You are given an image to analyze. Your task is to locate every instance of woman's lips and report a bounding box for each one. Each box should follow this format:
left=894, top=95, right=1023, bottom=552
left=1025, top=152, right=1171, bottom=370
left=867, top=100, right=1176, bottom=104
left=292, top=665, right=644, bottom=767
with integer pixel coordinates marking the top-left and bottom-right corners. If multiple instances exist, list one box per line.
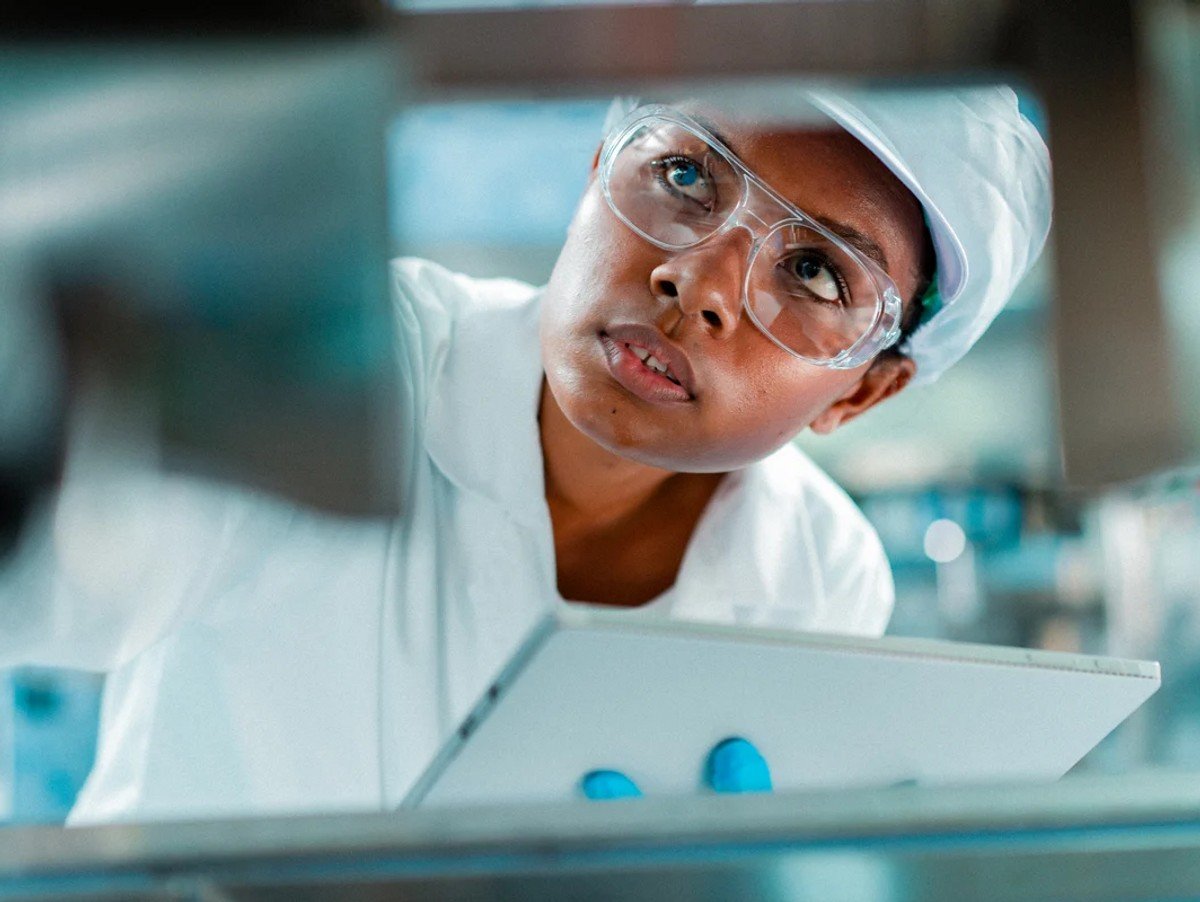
left=604, top=323, right=696, bottom=394
left=599, top=329, right=695, bottom=404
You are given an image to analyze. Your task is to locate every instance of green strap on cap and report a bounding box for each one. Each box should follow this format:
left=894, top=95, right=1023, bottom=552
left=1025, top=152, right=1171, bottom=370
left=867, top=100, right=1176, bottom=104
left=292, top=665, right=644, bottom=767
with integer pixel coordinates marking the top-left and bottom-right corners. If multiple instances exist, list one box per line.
left=918, top=272, right=943, bottom=326
left=916, top=210, right=943, bottom=328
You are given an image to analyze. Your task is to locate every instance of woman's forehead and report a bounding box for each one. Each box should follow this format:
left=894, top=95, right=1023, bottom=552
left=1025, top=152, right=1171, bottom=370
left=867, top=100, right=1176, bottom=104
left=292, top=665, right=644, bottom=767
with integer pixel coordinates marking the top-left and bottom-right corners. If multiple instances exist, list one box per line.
left=681, top=103, right=910, bottom=216
left=671, top=97, right=835, bottom=139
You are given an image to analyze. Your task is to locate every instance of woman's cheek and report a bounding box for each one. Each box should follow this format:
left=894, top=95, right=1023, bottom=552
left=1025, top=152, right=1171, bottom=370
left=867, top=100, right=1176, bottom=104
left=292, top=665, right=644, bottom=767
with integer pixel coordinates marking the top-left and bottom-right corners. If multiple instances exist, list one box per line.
left=710, top=376, right=829, bottom=455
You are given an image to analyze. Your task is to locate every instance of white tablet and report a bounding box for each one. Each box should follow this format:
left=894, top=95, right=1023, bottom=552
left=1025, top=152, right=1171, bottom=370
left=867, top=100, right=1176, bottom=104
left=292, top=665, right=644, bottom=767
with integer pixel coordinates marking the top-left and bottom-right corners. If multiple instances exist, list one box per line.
left=402, top=605, right=1160, bottom=809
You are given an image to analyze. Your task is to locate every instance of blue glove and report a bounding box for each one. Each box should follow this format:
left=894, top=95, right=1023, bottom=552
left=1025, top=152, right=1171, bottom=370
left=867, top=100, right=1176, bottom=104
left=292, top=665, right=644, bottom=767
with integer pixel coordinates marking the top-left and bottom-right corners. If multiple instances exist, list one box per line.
left=580, top=736, right=772, bottom=800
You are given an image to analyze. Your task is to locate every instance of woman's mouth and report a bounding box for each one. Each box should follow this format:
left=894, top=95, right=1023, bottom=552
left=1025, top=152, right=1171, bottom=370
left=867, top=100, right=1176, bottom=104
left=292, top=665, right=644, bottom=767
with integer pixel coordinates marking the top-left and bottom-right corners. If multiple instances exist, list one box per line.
left=624, top=342, right=683, bottom=386
left=599, top=328, right=695, bottom=404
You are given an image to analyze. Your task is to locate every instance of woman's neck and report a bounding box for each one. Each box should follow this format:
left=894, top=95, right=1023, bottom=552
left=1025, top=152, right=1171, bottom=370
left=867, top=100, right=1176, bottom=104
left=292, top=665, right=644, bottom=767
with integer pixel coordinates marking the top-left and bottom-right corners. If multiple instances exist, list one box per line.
left=538, top=379, right=728, bottom=605
left=537, top=380, right=675, bottom=530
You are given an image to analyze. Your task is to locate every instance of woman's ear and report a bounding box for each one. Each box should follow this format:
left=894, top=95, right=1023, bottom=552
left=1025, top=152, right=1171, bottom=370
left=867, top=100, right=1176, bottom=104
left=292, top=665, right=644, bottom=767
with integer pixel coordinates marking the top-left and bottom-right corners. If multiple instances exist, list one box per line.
left=808, top=354, right=917, bottom=435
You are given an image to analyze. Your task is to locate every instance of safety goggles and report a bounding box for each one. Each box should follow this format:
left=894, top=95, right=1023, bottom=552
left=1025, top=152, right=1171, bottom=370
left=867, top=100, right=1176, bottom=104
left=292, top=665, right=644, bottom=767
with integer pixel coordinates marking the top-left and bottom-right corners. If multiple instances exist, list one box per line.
left=598, top=105, right=904, bottom=368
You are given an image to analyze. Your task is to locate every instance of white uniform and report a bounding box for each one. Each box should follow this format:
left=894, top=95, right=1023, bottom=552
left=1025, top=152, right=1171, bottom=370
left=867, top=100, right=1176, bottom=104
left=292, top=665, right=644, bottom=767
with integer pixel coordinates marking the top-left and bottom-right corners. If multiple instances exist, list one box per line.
left=0, top=258, right=894, bottom=825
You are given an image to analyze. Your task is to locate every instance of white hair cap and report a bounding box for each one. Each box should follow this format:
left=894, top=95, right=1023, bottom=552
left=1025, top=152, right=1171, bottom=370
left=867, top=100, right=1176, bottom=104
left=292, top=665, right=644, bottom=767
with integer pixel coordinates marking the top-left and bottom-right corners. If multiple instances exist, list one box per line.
left=806, top=86, right=1052, bottom=385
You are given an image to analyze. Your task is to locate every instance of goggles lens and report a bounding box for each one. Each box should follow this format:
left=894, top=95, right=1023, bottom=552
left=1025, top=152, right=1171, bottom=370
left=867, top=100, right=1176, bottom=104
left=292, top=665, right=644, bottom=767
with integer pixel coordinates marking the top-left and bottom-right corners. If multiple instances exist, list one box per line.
left=747, top=222, right=882, bottom=361
left=603, top=114, right=891, bottom=364
left=606, top=120, right=743, bottom=248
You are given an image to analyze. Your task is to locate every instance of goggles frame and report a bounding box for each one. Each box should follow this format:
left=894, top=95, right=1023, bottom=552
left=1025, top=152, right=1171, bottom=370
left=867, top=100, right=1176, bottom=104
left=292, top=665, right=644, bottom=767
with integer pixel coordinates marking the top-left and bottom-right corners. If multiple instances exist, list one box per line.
left=598, top=104, right=904, bottom=369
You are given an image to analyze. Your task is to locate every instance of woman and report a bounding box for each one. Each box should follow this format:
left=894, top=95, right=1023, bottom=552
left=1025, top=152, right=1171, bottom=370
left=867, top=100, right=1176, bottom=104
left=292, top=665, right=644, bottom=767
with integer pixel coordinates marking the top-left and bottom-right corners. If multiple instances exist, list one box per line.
left=0, top=86, right=1050, bottom=823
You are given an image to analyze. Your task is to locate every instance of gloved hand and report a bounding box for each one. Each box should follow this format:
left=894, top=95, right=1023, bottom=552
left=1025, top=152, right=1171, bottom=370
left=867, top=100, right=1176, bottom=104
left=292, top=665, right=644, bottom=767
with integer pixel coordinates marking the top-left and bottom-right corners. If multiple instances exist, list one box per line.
left=580, top=736, right=772, bottom=800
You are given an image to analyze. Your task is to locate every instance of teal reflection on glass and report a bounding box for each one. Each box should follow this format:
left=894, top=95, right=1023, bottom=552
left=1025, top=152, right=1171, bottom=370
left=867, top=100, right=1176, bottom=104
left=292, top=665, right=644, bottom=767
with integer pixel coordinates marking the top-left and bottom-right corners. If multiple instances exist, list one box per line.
left=1, top=669, right=101, bottom=824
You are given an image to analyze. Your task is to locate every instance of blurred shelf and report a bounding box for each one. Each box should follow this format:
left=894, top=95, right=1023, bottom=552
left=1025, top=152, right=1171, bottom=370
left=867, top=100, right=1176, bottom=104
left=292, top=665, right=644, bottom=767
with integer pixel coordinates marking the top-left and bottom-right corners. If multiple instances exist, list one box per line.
left=5, top=773, right=1200, bottom=900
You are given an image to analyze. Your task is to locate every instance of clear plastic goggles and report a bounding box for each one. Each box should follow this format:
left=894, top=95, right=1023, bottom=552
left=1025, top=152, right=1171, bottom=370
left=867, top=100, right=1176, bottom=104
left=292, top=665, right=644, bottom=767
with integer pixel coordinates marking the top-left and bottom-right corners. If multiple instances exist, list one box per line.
left=598, top=105, right=904, bottom=369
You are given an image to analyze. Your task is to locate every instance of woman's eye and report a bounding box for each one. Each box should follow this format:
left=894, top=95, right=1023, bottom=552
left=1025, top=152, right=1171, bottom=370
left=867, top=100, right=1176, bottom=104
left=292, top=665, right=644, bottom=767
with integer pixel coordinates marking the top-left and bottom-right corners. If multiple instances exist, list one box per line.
left=668, top=160, right=700, bottom=187
left=652, top=156, right=714, bottom=207
left=789, top=254, right=844, bottom=303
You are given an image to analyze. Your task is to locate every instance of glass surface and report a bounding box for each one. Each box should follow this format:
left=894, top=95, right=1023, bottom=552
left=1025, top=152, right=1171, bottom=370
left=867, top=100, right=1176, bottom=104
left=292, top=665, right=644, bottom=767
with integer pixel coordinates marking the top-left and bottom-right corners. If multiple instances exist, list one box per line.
left=0, top=64, right=1193, bottom=849
left=1148, top=1, right=1200, bottom=464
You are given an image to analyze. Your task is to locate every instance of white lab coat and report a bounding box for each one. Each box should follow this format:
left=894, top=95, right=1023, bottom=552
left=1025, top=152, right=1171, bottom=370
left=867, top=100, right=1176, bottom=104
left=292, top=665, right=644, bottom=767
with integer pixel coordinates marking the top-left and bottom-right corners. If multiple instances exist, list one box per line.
left=0, top=258, right=894, bottom=825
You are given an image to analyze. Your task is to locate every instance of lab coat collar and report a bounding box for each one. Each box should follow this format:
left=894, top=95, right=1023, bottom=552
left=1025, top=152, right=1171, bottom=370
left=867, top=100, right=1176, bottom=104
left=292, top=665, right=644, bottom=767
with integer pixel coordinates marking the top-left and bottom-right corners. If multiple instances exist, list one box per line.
left=422, top=283, right=549, bottom=529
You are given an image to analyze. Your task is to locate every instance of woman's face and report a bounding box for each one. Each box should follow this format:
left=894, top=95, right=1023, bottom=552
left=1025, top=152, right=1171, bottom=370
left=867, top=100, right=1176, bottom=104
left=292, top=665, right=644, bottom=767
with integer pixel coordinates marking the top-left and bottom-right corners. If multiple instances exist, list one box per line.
left=539, top=108, right=927, bottom=473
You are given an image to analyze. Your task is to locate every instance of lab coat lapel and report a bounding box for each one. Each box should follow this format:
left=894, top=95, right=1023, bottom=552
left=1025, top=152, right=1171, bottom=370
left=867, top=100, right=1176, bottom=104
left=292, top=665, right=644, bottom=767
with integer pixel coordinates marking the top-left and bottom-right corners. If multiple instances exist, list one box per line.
left=422, top=286, right=548, bottom=529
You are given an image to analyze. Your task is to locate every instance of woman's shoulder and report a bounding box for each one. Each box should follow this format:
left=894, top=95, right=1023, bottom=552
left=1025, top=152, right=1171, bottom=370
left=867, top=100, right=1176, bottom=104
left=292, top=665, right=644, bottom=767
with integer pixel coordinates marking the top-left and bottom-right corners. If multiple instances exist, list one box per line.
left=387, top=257, right=543, bottom=414
left=389, top=257, right=540, bottom=323
left=746, top=443, right=894, bottom=634
left=752, top=443, right=875, bottom=537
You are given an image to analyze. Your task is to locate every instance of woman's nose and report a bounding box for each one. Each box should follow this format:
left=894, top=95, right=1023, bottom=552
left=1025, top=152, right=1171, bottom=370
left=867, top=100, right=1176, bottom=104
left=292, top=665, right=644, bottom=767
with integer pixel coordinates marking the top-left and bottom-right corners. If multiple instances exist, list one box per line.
left=649, top=229, right=750, bottom=338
